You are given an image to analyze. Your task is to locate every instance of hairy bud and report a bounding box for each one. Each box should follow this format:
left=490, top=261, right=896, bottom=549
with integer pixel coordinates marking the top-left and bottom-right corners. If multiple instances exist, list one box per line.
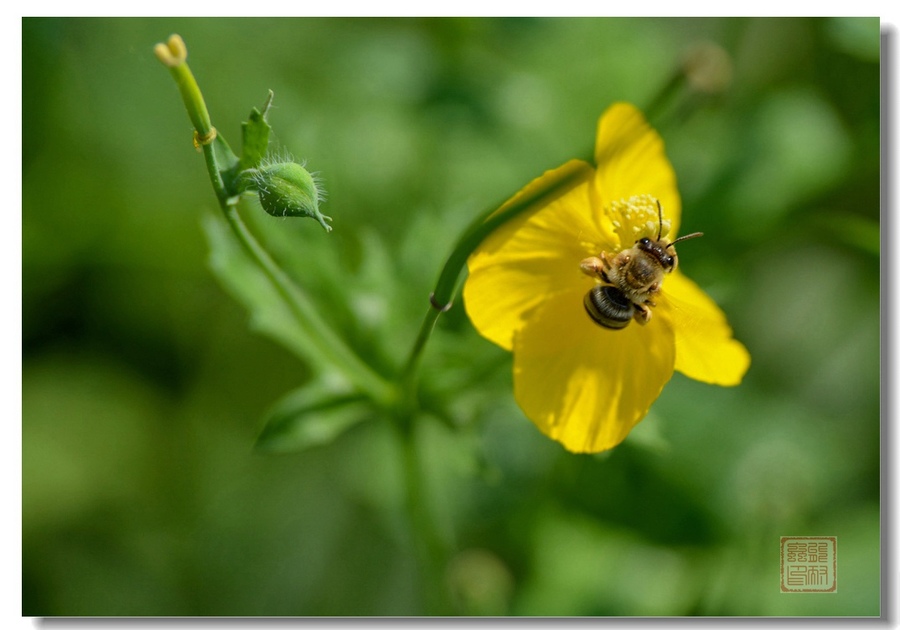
left=250, top=161, right=332, bottom=232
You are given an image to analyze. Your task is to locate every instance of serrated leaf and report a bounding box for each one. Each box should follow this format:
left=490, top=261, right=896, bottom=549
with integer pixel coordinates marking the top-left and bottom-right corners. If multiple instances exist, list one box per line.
left=202, top=212, right=337, bottom=373
left=255, top=383, right=371, bottom=453
left=239, top=90, right=274, bottom=172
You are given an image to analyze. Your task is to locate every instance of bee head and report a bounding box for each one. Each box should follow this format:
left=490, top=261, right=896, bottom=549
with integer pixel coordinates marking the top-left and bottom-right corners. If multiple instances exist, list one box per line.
left=637, top=237, right=677, bottom=270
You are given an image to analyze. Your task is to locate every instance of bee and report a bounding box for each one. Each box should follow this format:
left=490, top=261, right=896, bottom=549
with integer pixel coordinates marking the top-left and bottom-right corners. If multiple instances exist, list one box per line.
left=580, top=201, right=703, bottom=330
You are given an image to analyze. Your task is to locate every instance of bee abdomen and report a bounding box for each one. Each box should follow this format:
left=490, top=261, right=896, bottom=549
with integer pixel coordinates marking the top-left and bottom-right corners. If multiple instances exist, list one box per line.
left=584, top=285, right=635, bottom=330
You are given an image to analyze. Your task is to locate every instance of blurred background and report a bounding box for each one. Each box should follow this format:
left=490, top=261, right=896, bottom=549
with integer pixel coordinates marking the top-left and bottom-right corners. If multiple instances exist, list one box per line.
left=22, top=17, right=880, bottom=616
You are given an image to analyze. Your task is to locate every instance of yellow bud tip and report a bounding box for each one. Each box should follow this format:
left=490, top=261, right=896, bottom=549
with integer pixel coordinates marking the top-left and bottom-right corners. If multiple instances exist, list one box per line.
left=154, top=34, right=187, bottom=68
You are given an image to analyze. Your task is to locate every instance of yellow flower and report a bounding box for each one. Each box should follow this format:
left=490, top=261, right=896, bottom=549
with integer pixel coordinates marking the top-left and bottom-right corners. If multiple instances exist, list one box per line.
left=463, top=103, right=750, bottom=454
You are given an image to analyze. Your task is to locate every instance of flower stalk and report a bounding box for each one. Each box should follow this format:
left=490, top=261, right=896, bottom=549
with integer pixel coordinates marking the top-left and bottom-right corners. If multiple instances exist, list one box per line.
left=400, top=160, right=594, bottom=387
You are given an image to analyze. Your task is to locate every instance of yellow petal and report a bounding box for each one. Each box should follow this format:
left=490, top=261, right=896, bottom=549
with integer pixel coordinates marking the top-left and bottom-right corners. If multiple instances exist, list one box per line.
left=464, top=160, right=605, bottom=351
left=512, top=288, right=676, bottom=453
left=660, top=271, right=751, bottom=385
left=594, top=103, right=682, bottom=242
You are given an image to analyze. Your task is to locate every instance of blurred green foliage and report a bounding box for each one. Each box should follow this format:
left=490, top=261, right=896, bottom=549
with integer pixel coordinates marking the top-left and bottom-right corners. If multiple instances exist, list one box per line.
left=23, top=17, right=880, bottom=616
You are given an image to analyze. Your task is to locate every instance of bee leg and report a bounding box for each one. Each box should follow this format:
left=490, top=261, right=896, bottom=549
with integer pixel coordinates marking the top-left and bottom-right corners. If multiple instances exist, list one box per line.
left=599, top=252, right=616, bottom=283
left=579, top=256, right=604, bottom=279
left=634, top=303, right=653, bottom=325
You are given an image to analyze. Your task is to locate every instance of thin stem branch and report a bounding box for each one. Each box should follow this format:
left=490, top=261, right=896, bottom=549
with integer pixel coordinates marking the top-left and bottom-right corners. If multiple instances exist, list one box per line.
left=220, top=202, right=396, bottom=405
left=400, top=159, right=594, bottom=389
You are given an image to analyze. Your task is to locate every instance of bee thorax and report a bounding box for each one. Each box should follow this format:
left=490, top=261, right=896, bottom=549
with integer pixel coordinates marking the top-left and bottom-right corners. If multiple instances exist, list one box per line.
left=601, top=250, right=664, bottom=304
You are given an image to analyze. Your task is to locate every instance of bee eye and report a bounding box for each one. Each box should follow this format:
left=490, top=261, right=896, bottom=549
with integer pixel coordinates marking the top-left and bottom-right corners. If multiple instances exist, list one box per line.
left=639, top=238, right=650, bottom=246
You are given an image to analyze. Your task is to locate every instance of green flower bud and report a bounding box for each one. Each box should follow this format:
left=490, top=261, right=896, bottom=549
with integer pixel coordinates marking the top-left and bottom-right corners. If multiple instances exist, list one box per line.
left=251, top=161, right=332, bottom=232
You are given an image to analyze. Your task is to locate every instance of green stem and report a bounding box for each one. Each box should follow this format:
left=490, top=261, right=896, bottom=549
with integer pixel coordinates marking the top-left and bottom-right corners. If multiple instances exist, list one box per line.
left=220, top=201, right=395, bottom=404
left=643, top=68, right=688, bottom=127
left=169, top=63, right=212, bottom=137
left=201, top=137, right=230, bottom=203
left=396, top=414, right=449, bottom=614
left=400, top=159, right=594, bottom=388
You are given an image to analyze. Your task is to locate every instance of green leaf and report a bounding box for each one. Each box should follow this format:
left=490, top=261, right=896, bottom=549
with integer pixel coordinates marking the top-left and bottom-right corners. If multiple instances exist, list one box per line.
left=213, top=133, right=242, bottom=195
left=255, top=382, right=372, bottom=453
left=239, top=90, right=274, bottom=172
left=202, top=212, right=333, bottom=369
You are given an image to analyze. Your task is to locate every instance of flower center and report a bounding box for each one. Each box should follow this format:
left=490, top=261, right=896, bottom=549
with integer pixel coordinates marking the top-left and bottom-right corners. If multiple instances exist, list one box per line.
left=606, top=194, right=670, bottom=247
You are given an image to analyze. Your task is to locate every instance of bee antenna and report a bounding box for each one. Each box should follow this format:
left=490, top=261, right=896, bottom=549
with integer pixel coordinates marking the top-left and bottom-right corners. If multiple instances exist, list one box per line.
left=667, top=232, right=704, bottom=248
left=656, top=199, right=664, bottom=241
